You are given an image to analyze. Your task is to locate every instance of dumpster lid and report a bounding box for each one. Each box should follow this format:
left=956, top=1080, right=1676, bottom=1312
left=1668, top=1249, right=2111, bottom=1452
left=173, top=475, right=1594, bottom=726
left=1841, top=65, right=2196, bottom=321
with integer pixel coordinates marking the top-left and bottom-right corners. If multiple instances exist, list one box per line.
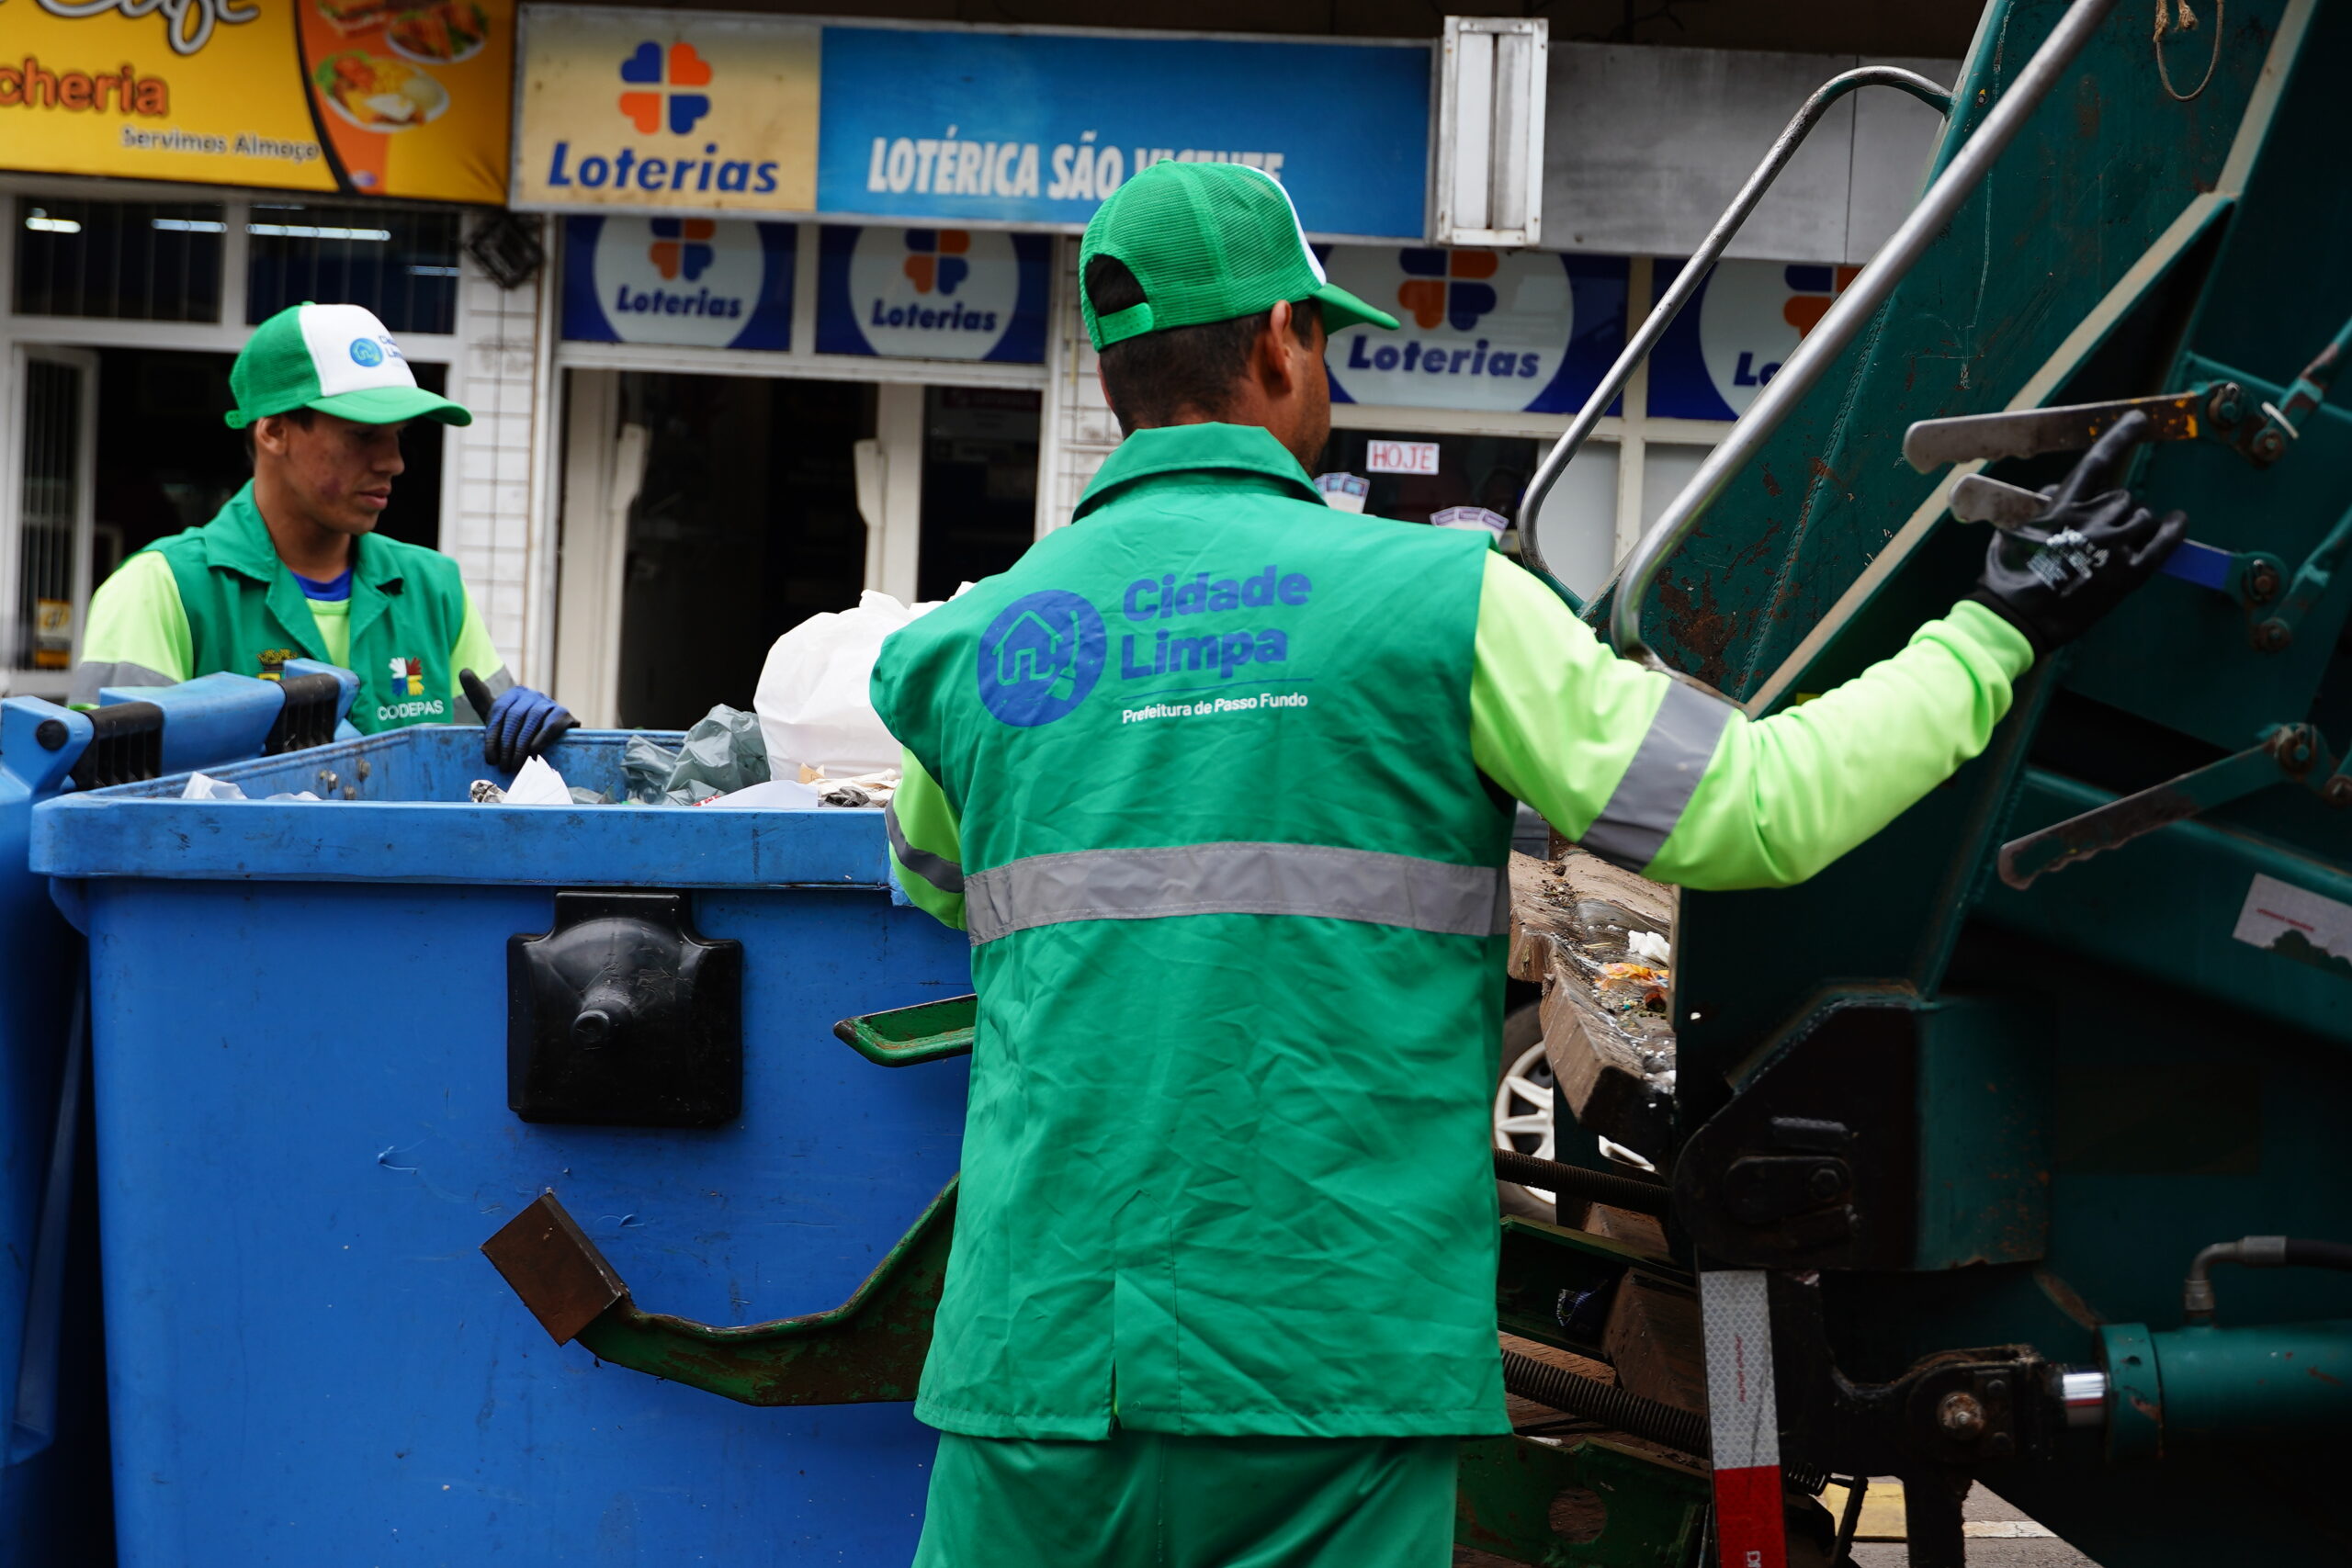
left=30, top=727, right=891, bottom=889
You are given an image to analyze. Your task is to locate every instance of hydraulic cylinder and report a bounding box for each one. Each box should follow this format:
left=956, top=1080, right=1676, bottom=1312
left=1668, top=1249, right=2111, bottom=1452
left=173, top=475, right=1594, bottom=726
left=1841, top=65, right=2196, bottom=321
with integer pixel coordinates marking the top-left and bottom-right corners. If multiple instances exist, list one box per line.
left=2097, top=1319, right=2352, bottom=1462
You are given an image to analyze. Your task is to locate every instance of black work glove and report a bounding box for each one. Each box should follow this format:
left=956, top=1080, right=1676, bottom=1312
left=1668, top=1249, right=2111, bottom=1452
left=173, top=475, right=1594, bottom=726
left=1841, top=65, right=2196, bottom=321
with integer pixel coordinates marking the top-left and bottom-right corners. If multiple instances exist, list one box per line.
left=1967, top=410, right=2188, bottom=657
left=460, top=668, right=578, bottom=773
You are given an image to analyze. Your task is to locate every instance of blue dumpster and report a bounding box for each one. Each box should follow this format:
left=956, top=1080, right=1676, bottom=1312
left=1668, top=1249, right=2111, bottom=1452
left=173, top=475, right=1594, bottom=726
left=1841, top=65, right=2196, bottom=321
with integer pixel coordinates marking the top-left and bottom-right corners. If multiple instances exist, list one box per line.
left=30, top=721, right=971, bottom=1565
left=0, top=715, right=95, bottom=1566
left=4, top=666, right=359, bottom=1566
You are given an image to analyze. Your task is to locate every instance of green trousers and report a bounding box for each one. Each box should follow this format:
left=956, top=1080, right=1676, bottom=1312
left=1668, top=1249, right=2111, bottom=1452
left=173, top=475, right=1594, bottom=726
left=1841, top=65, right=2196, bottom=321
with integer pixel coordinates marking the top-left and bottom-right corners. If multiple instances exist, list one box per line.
left=911, top=1429, right=1458, bottom=1568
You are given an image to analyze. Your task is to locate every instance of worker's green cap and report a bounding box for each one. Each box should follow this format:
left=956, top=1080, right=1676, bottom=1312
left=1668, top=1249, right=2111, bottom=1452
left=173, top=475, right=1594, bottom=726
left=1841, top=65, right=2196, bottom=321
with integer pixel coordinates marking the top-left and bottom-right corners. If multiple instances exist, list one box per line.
left=225, top=302, right=471, bottom=430
left=1078, top=161, right=1399, bottom=351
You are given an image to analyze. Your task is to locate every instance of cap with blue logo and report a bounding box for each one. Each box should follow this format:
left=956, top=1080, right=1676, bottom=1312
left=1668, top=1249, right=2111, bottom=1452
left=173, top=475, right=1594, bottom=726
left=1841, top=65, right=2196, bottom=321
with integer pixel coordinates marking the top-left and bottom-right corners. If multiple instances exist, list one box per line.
left=1079, top=161, right=1399, bottom=351
left=225, top=302, right=472, bottom=430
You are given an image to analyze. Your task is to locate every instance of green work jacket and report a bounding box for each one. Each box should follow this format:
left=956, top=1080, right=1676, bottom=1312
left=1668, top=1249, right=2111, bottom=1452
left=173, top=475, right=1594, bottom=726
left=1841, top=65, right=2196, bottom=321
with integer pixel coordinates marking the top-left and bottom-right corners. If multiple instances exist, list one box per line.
left=73, top=482, right=504, bottom=729
left=875, top=423, right=2035, bottom=1442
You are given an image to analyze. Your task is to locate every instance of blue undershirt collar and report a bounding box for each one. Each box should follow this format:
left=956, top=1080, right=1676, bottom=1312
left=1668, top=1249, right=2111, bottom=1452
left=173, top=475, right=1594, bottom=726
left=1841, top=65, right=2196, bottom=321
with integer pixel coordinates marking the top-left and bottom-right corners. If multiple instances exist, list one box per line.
left=291, top=566, right=353, bottom=602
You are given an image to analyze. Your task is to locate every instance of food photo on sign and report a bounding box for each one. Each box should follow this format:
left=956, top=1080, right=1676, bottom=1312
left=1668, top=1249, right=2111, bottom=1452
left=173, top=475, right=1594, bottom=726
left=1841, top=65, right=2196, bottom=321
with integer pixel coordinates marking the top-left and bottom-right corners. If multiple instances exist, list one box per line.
left=298, top=0, right=514, bottom=197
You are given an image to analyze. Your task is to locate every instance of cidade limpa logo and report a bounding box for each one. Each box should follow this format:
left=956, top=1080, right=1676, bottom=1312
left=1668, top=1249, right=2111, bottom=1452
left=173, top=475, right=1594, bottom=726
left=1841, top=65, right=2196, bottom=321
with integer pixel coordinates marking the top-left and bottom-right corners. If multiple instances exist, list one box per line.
left=617, top=40, right=712, bottom=136
left=978, top=590, right=1106, bottom=727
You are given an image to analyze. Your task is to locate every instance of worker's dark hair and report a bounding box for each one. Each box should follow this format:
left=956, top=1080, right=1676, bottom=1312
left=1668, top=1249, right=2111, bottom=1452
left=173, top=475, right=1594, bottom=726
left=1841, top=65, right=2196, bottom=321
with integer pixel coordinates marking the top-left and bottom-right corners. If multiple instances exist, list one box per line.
left=243, top=405, right=315, bottom=467
left=1086, top=254, right=1321, bottom=435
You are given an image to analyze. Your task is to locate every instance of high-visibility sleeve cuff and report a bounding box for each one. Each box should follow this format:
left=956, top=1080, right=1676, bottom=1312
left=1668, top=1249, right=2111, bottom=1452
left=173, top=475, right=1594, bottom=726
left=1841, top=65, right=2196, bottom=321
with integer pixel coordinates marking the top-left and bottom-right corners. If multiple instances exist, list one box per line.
left=1939, top=599, right=2039, bottom=681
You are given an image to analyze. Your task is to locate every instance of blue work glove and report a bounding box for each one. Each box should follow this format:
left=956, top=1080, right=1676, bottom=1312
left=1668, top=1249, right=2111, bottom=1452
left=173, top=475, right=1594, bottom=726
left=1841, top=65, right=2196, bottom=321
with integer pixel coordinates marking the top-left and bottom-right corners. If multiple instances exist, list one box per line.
left=460, top=668, right=577, bottom=773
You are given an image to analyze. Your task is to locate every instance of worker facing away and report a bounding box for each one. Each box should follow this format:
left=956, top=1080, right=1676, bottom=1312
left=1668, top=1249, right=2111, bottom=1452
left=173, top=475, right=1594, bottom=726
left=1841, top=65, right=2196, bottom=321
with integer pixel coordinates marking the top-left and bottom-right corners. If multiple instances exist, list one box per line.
left=74, top=302, right=573, bottom=771
left=873, top=161, right=2181, bottom=1567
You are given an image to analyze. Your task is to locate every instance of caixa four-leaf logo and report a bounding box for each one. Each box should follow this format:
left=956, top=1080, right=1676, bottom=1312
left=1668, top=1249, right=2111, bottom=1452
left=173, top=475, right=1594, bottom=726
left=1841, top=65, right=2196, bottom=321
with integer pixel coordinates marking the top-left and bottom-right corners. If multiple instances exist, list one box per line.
left=617, top=40, right=712, bottom=135
left=977, top=591, right=1105, bottom=727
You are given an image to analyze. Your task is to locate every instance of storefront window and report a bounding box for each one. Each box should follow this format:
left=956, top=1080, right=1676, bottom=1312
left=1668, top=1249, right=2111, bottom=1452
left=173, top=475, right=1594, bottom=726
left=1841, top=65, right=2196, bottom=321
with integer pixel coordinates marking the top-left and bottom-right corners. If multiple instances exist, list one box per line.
left=13, top=356, right=87, bottom=671
left=84, top=350, right=449, bottom=585
left=1317, top=428, right=1619, bottom=602
left=12, top=198, right=225, bottom=322
left=919, top=388, right=1040, bottom=602
left=245, top=204, right=465, bottom=335
left=612, top=371, right=876, bottom=728
left=1640, top=444, right=1713, bottom=534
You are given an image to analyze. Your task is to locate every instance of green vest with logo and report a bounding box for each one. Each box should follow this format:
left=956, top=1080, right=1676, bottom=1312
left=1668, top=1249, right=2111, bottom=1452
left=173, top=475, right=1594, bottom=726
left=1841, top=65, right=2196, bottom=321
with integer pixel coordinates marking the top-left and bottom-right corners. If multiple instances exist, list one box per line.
left=150, top=483, right=470, bottom=734
left=872, top=423, right=1516, bottom=1439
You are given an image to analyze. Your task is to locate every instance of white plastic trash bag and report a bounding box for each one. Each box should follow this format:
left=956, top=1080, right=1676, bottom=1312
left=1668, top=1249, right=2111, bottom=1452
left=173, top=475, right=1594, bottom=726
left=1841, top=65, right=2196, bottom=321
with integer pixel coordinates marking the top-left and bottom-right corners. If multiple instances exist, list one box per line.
left=755, top=590, right=949, bottom=778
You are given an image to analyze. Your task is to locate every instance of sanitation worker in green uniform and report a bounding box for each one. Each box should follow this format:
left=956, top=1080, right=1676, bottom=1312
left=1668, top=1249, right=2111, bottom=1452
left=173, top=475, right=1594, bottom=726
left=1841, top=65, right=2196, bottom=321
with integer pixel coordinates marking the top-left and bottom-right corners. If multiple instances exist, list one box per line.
left=74, top=301, right=573, bottom=770
left=873, top=161, right=2181, bottom=1566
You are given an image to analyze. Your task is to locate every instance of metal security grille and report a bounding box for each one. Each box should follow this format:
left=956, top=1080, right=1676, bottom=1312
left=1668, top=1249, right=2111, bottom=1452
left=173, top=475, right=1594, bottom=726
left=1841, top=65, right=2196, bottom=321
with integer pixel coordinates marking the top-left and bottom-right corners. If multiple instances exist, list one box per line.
left=244, top=204, right=461, bottom=334
left=15, top=358, right=88, bottom=671
left=13, top=199, right=226, bottom=321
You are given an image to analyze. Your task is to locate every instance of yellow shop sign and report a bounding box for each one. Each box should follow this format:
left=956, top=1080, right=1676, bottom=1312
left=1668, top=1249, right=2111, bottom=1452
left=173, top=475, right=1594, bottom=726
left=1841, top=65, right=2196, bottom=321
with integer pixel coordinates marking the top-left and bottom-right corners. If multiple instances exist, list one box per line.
left=0, top=0, right=514, bottom=202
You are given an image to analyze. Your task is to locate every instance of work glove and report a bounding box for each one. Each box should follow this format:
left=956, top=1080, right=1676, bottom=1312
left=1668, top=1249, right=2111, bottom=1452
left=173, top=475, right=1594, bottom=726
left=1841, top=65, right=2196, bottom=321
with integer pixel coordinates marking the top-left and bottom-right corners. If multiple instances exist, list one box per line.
left=460, top=668, right=577, bottom=773
left=1967, top=410, right=2188, bottom=656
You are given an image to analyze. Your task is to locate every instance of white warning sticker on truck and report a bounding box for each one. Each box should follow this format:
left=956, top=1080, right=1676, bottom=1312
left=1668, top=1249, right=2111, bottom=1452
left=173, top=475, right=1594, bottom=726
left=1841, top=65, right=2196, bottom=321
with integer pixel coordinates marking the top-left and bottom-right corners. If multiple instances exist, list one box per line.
left=2233, top=874, right=2352, bottom=978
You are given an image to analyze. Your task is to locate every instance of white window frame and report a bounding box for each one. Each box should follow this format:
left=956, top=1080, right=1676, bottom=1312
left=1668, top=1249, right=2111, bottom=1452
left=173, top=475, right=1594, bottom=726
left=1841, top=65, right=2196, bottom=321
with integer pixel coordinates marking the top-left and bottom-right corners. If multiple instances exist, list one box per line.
left=0, top=177, right=469, bottom=695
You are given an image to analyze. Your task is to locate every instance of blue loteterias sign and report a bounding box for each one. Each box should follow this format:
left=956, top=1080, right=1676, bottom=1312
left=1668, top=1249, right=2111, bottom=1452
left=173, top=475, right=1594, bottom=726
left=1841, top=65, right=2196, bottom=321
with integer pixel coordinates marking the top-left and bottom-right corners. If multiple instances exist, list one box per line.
left=814, top=27, right=1432, bottom=241
left=561, top=215, right=796, bottom=349
left=815, top=226, right=1050, bottom=364
left=1321, top=246, right=1626, bottom=416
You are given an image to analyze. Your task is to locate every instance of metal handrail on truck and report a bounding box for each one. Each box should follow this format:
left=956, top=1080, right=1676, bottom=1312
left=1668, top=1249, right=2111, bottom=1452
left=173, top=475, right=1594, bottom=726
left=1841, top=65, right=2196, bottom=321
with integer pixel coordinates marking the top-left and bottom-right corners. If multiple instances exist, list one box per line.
left=1518, top=0, right=2120, bottom=682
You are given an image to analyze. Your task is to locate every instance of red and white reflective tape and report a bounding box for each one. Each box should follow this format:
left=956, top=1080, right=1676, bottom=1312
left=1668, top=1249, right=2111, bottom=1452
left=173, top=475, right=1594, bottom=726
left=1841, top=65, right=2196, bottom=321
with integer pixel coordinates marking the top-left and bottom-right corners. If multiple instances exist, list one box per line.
left=1700, top=1269, right=1786, bottom=1568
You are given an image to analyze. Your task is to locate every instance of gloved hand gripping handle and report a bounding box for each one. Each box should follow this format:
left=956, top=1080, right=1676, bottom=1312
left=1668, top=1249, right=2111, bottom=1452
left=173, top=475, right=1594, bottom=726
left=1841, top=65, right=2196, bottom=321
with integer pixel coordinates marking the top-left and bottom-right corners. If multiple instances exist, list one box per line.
left=460, top=668, right=578, bottom=773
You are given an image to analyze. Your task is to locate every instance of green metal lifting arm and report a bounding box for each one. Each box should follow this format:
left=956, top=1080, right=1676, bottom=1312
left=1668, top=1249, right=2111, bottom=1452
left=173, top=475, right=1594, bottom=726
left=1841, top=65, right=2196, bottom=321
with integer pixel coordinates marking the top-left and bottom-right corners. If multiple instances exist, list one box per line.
left=481, top=1178, right=957, bottom=1406
left=475, top=998, right=978, bottom=1404
left=1998, top=723, right=2352, bottom=890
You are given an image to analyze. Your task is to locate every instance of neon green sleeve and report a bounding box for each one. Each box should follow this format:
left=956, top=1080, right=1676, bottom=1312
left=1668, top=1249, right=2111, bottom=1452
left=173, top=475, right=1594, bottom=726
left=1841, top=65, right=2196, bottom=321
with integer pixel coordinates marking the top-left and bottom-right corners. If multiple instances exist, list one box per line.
left=885, top=748, right=967, bottom=930
left=1469, top=552, right=2035, bottom=891
left=71, top=551, right=192, bottom=707
left=449, top=592, right=505, bottom=704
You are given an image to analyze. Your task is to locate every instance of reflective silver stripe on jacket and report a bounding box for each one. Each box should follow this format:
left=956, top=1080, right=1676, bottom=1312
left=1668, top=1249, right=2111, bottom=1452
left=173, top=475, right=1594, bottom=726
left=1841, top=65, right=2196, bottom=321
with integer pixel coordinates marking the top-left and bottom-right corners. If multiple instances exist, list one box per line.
left=885, top=800, right=965, bottom=895
left=1578, top=677, right=1736, bottom=872
left=964, top=840, right=1505, bottom=946
left=69, top=660, right=174, bottom=708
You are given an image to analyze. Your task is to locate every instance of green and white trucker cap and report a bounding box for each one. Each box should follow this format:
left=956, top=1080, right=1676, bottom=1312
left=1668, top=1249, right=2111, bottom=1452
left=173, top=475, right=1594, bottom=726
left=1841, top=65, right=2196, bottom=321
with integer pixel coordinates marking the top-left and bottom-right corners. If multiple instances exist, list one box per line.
left=225, top=302, right=471, bottom=430
left=1078, top=161, right=1399, bottom=351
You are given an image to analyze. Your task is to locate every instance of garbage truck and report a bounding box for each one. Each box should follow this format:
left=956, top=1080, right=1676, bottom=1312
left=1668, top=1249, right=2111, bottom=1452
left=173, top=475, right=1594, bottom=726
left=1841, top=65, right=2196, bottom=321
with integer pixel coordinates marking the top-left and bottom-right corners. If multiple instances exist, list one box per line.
left=476, top=0, right=2352, bottom=1562
left=12, top=0, right=2346, bottom=1562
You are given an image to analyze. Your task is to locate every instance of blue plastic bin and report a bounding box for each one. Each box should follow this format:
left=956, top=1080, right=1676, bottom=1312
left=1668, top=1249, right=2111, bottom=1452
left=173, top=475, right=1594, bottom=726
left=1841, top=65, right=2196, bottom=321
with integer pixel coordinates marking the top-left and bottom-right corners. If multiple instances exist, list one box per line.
left=4, top=665, right=361, bottom=1566
left=30, top=723, right=971, bottom=1565
left=0, top=726, right=96, bottom=1565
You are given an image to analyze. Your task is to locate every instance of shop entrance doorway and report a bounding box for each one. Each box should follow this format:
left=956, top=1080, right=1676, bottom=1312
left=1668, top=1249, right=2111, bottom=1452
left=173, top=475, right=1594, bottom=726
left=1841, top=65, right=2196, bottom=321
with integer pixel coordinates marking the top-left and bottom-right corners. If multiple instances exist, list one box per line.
left=917, top=387, right=1038, bottom=603
left=556, top=370, right=1046, bottom=734
left=606, top=372, right=876, bottom=730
